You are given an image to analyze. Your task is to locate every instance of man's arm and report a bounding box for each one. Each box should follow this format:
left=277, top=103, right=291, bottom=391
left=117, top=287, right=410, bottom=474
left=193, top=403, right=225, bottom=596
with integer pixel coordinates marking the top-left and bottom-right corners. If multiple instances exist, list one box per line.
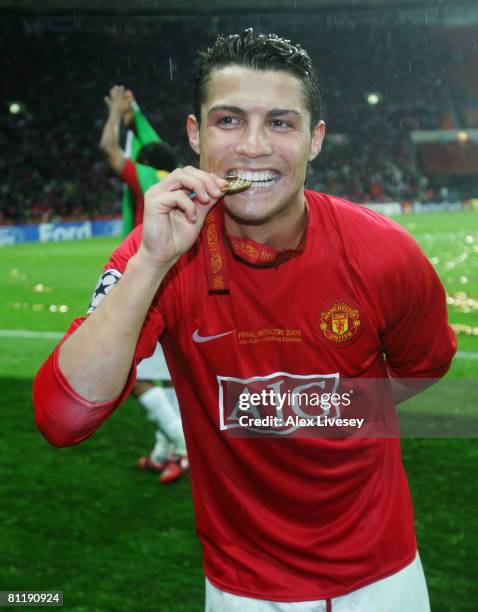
left=34, top=167, right=227, bottom=445
left=99, top=85, right=130, bottom=175
left=376, top=225, right=457, bottom=403
left=59, top=252, right=167, bottom=402
left=59, top=167, right=226, bottom=401
left=388, top=375, right=436, bottom=404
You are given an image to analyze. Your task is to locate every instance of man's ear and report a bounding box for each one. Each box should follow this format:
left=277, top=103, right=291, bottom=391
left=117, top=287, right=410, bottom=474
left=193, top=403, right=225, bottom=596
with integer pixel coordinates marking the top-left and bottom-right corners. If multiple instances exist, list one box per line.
left=309, top=120, right=326, bottom=162
left=187, top=114, right=201, bottom=155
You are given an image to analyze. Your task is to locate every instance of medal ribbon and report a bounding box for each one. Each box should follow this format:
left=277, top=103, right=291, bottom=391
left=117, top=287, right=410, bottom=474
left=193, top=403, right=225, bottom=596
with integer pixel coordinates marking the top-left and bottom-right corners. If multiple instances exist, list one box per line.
left=203, top=201, right=307, bottom=293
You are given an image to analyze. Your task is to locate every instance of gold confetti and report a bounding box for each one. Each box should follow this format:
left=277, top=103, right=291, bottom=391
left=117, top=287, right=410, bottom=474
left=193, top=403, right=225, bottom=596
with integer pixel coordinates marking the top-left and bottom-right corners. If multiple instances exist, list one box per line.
left=451, top=323, right=478, bottom=336
left=446, top=292, right=478, bottom=312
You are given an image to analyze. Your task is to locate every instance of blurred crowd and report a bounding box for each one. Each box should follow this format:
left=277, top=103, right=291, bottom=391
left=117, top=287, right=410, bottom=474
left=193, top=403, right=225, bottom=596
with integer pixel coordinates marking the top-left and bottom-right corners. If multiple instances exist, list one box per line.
left=1, top=16, right=477, bottom=224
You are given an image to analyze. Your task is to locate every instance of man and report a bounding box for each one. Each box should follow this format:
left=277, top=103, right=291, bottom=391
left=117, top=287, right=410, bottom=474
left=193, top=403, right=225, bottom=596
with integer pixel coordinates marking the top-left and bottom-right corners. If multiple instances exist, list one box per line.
left=100, top=85, right=178, bottom=236
left=99, top=85, right=187, bottom=483
left=35, top=30, right=456, bottom=610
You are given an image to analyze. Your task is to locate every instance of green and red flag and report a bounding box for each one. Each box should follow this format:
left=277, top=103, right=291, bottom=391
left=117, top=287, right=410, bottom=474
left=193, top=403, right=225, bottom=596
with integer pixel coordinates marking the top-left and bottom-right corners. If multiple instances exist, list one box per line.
left=122, top=105, right=163, bottom=236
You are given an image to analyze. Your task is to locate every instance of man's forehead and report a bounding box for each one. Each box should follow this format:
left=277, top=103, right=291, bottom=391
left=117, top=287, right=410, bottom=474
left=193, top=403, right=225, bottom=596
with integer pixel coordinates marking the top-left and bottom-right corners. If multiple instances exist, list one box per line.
left=203, top=65, right=307, bottom=113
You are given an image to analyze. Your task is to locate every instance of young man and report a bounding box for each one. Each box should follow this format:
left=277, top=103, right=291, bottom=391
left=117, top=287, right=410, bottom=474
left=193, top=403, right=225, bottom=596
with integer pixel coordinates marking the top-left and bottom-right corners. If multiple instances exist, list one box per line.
left=99, top=85, right=187, bottom=483
left=35, top=30, right=456, bottom=610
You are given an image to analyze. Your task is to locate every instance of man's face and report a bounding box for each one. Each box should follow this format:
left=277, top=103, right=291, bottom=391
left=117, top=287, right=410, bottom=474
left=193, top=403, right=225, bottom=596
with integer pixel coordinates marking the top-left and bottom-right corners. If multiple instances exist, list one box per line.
left=187, top=66, right=325, bottom=224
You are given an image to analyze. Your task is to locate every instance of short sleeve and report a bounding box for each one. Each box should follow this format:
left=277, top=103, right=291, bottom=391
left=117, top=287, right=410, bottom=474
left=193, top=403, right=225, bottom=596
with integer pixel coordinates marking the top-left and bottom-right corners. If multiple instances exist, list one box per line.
left=33, top=230, right=168, bottom=447
left=377, top=228, right=456, bottom=378
left=87, top=225, right=167, bottom=370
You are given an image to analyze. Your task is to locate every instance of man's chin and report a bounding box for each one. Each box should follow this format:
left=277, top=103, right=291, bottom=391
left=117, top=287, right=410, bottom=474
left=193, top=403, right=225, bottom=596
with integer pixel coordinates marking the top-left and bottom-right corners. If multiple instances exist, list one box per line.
left=223, top=200, right=274, bottom=226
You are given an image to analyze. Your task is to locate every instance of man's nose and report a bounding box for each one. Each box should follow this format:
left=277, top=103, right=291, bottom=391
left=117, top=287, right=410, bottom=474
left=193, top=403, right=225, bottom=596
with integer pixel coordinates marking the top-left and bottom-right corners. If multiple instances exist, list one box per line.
left=235, top=124, right=273, bottom=158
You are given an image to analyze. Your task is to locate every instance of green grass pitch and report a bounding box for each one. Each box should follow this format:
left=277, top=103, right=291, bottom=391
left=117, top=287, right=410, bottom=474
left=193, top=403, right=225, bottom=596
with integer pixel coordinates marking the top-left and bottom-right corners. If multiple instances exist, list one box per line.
left=0, top=210, right=477, bottom=611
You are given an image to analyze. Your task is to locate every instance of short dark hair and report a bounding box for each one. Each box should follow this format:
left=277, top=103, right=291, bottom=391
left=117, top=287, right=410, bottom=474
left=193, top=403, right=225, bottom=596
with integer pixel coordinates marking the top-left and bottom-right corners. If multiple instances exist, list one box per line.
left=193, top=28, right=320, bottom=129
left=137, top=141, right=177, bottom=172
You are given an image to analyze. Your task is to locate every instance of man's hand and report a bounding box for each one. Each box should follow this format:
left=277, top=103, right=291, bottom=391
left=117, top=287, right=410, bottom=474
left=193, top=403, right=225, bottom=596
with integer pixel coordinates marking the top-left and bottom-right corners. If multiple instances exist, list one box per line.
left=138, top=166, right=227, bottom=267
left=104, top=84, right=133, bottom=120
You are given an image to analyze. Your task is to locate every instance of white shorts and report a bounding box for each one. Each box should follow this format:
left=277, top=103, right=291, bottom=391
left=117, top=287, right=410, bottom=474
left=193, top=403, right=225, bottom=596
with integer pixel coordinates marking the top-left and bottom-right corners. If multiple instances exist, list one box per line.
left=205, top=552, right=430, bottom=612
left=136, top=343, right=172, bottom=381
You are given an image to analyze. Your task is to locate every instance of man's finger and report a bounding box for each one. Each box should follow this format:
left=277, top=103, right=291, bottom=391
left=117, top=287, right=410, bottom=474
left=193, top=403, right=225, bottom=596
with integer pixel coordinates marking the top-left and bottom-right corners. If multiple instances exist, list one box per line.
left=151, top=169, right=223, bottom=205
left=182, top=166, right=227, bottom=198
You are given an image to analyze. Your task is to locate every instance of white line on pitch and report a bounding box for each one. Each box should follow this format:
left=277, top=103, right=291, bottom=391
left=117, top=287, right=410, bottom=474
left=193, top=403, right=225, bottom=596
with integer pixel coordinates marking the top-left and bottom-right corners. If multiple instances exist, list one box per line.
left=1, top=330, right=478, bottom=360
left=0, top=329, right=63, bottom=339
left=456, top=351, right=478, bottom=360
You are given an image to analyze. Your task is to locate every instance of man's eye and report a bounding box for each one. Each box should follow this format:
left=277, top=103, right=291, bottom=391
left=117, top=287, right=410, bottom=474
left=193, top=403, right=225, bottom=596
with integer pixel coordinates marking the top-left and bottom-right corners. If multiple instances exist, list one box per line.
left=271, top=119, right=292, bottom=129
left=217, top=116, right=239, bottom=126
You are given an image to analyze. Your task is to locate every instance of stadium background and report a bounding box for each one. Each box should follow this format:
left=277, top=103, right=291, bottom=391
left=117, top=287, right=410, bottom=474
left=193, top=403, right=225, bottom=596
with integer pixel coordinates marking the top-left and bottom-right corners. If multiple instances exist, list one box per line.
left=1, top=0, right=477, bottom=610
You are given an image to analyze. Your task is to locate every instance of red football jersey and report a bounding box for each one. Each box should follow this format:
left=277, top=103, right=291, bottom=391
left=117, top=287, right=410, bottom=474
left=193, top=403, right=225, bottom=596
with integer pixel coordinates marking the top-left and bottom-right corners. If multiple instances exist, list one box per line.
left=34, top=191, right=456, bottom=601
left=120, top=159, right=144, bottom=229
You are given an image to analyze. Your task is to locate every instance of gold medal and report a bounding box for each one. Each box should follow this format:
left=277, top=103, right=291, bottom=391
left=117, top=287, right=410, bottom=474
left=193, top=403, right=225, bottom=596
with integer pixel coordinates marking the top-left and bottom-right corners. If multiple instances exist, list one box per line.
left=220, top=177, right=252, bottom=194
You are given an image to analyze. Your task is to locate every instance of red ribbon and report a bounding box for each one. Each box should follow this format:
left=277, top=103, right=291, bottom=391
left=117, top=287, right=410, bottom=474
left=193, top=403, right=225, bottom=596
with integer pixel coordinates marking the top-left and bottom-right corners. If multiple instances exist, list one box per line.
left=203, top=201, right=307, bottom=293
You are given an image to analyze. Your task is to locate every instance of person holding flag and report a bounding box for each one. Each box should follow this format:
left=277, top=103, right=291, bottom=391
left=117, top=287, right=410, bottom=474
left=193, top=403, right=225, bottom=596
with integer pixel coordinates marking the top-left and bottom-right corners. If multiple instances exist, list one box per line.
left=99, top=85, right=187, bottom=484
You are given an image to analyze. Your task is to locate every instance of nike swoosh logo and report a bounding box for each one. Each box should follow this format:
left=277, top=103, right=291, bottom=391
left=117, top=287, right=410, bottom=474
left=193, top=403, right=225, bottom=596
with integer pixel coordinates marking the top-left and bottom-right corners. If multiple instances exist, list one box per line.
left=192, top=329, right=234, bottom=343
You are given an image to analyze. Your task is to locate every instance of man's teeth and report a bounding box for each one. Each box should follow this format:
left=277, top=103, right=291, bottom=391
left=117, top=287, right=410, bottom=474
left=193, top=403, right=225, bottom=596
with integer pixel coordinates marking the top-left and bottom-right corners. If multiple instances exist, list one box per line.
left=226, top=171, right=278, bottom=184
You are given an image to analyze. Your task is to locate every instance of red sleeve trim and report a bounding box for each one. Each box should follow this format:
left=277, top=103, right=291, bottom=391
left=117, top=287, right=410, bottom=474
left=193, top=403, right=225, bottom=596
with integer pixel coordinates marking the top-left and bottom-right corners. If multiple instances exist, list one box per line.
left=33, top=343, right=136, bottom=447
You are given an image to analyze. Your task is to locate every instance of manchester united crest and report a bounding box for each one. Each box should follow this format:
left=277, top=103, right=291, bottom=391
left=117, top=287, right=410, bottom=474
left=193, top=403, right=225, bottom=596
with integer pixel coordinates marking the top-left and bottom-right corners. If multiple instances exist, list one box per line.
left=319, top=301, right=362, bottom=346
